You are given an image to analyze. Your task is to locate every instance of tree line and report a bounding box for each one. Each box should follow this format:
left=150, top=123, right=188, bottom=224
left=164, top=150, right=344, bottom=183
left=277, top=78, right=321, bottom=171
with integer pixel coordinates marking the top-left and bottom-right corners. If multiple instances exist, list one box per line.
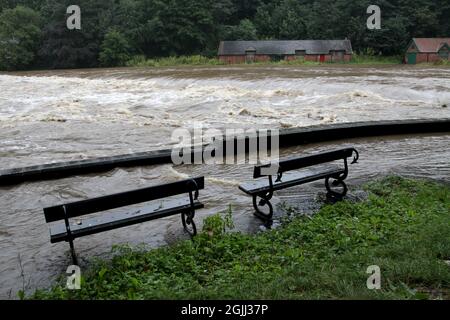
left=0, top=0, right=449, bottom=70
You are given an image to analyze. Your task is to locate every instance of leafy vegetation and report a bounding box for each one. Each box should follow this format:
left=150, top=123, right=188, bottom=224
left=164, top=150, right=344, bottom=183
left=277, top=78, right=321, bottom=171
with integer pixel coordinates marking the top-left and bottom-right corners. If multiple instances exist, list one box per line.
left=0, top=5, right=42, bottom=70
left=99, top=29, right=131, bottom=67
left=32, top=177, right=450, bottom=300
left=124, top=53, right=403, bottom=68
left=126, top=55, right=224, bottom=67
left=432, top=59, right=450, bottom=66
left=349, top=52, right=402, bottom=64
left=0, top=0, right=449, bottom=70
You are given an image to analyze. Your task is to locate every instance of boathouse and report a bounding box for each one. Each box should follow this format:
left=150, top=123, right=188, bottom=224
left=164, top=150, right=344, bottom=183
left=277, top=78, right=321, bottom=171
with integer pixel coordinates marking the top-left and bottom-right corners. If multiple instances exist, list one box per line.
left=217, top=40, right=353, bottom=64
left=405, top=38, right=450, bottom=64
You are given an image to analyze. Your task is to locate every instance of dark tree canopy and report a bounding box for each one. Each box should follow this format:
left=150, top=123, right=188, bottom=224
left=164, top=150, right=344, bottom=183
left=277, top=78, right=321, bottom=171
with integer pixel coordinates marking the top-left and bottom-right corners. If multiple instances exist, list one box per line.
left=0, top=5, right=42, bottom=70
left=99, top=29, right=131, bottom=67
left=0, top=0, right=449, bottom=70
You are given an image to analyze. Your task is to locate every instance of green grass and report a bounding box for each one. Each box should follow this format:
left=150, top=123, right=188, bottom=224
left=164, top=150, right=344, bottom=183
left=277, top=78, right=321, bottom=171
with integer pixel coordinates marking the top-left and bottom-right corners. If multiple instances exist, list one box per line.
left=421, top=60, right=450, bottom=67
left=32, top=176, right=450, bottom=300
left=276, top=54, right=402, bottom=65
left=125, top=54, right=404, bottom=68
left=349, top=53, right=402, bottom=64
left=124, top=54, right=449, bottom=68
left=126, top=55, right=225, bottom=67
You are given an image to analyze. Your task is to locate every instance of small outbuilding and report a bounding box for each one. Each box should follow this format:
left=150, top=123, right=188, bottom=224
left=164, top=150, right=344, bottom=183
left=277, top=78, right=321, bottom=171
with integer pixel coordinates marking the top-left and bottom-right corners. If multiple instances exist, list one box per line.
left=405, top=38, right=450, bottom=64
left=218, top=40, right=353, bottom=64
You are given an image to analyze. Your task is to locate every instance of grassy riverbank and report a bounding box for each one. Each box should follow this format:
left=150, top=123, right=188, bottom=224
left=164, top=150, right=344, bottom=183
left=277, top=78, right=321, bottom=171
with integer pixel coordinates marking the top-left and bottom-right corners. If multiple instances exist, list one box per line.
left=349, top=53, right=402, bottom=64
left=126, top=55, right=224, bottom=67
left=125, top=54, right=404, bottom=68
left=32, top=176, right=450, bottom=300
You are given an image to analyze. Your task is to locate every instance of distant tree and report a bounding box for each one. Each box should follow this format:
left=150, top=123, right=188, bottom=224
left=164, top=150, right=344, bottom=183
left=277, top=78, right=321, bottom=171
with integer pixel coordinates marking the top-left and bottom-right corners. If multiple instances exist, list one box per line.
left=0, top=0, right=46, bottom=11
left=212, top=0, right=236, bottom=25
left=436, top=0, right=450, bottom=36
left=2, top=0, right=450, bottom=69
left=273, top=0, right=308, bottom=39
left=38, top=0, right=111, bottom=69
left=0, top=5, right=41, bottom=71
left=111, top=0, right=143, bottom=50
left=253, top=4, right=275, bottom=39
left=410, top=7, right=439, bottom=37
left=364, top=17, right=409, bottom=55
left=230, top=0, right=261, bottom=22
left=222, top=19, right=257, bottom=40
left=99, top=29, right=131, bottom=67
left=137, top=0, right=215, bottom=56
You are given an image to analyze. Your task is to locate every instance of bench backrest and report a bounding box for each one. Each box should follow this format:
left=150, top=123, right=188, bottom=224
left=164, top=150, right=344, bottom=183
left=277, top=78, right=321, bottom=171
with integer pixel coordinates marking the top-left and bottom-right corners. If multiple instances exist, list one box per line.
left=44, top=177, right=204, bottom=223
left=253, top=148, right=358, bottom=178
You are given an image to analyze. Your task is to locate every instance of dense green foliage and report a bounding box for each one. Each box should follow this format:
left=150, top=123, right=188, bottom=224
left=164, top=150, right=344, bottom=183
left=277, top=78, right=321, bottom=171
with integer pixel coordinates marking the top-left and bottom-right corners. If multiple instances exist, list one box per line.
left=99, top=29, right=131, bottom=67
left=0, top=5, right=41, bottom=70
left=32, top=177, right=450, bottom=300
left=0, top=0, right=448, bottom=69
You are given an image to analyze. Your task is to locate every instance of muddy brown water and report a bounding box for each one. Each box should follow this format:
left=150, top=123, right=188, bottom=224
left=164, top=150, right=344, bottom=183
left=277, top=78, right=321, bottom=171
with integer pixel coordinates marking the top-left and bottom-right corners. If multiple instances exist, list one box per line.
left=1, top=65, right=449, bottom=169
left=0, top=66, right=449, bottom=298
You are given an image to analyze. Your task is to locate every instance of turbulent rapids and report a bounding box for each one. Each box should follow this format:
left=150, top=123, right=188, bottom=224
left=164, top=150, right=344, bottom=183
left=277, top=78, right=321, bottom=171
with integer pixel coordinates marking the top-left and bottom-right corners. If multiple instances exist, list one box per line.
left=0, top=65, right=449, bottom=298
left=0, top=65, right=449, bottom=169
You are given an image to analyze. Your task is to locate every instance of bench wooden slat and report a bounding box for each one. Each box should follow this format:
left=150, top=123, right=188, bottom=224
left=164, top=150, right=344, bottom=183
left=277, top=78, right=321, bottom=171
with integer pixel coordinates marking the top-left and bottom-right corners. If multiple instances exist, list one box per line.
left=44, top=177, right=204, bottom=222
left=240, top=148, right=358, bottom=223
left=49, top=198, right=204, bottom=243
left=240, top=166, right=344, bottom=196
left=254, top=148, right=356, bottom=178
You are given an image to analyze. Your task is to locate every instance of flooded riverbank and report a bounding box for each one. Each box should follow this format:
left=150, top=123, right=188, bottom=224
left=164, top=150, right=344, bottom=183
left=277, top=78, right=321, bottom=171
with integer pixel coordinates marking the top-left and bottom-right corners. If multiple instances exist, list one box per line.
left=0, top=65, right=449, bottom=298
left=0, top=133, right=449, bottom=298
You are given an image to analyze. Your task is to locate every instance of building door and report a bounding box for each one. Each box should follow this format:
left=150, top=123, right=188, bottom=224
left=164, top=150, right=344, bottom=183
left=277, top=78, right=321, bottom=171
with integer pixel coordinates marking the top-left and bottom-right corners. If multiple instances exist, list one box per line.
left=438, top=48, right=449, bottom=60
left=245, top=52, right=255, bottom=63
left=245, top=49, right=256, bottom=63
left=295, top=50, right=306, bottom=61
left=319, top=55, right=325, bottom=63
left=270, top=55, right=284, bottom=62
left=407, top=53, right=416, bottom=64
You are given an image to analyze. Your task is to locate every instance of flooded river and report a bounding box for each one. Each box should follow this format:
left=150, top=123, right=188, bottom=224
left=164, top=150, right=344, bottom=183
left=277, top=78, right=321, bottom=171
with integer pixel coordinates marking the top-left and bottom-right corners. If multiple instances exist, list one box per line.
left=1, top=65, right=449, bottom=168
left=0, top=65, right=449, bottom=298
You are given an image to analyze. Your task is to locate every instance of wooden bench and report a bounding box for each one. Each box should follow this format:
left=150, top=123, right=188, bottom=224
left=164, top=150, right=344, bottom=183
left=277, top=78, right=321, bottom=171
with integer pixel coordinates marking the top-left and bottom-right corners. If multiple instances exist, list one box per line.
left=43, top=177, right=204, bottom=265
left=239, top=148, right=359, bottom=223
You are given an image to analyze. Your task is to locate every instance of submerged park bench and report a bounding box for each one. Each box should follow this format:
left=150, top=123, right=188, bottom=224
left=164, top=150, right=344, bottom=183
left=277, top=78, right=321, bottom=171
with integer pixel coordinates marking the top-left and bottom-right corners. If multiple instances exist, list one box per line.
left=43, top=177, right=204, bottom=265
left=239, top=148, right=359, bottom=223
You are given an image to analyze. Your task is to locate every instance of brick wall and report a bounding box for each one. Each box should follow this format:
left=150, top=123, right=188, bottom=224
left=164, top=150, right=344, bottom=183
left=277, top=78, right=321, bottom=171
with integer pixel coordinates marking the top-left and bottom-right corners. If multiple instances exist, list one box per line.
left=219, top=55, right=246, bottom=64
left=254, top=55, right=271, bottom=62
left=219, top=53, right=352, bottom=64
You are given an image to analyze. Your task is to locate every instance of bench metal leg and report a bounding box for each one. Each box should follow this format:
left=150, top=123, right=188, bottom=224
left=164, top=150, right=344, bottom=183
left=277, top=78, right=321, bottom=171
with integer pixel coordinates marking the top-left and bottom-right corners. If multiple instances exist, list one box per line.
left=68, top=239, right=78, bottom=266
left=252, top=193, right=274, bottom=223
left=182, top=212, right=197, bottom=237
left=325, top=176, right=348, bottom=201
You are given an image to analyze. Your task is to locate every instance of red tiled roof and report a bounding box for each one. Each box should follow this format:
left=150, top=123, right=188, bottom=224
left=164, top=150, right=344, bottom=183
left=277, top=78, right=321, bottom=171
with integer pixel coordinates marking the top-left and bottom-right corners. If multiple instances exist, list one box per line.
left=413, top=38, right=450, bottom=53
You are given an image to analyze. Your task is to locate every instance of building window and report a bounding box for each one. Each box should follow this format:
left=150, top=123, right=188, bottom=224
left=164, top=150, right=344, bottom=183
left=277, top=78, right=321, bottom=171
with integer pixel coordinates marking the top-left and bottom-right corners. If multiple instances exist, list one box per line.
left=295, top=50, right=306, bottom=56
left=295, top=50, right=306, bottom=60
left=270, top=54, right=284, bottom=62
left=331, top=50, right=345, bottom=61
left=438, top=48, right=449, bottom=60
left=245, top=49, right=256, bottom=63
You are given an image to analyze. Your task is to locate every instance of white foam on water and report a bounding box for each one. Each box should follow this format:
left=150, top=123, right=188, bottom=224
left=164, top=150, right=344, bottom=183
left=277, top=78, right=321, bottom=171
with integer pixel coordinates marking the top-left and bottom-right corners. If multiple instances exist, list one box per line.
left=0, top=66, right=449, bottom=168
left=167, top=165, right=191, bottom=179
left=206, top=176, right=241, bottom=187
